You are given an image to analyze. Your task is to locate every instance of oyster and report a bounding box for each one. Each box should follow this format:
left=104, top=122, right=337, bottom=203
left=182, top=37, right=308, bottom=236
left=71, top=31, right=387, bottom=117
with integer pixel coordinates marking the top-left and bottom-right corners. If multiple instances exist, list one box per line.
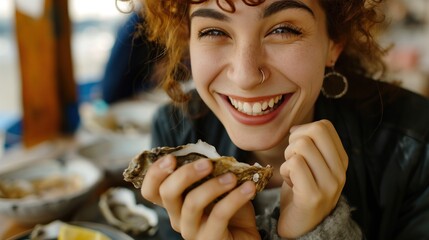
left=99, top=187, right=158, bottom=236
left=30, top=220, right=64, bottom=240
left=123, top=140, right=273, bottom=193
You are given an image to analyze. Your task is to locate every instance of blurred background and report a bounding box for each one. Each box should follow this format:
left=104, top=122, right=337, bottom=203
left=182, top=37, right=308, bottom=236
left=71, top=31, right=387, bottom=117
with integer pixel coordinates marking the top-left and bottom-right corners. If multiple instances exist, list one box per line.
left=0, top=0, right=127, bottom=111
left=0, top=0, right=428, bottom=155
left=380, top=0, right=429, bottom=97
left=0, top=0, right=128, bottom=153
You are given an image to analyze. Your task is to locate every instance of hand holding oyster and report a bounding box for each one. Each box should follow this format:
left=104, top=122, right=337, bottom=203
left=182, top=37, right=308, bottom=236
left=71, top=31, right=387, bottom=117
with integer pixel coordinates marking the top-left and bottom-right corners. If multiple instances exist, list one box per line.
left=123, top=140, right=273, bottom=193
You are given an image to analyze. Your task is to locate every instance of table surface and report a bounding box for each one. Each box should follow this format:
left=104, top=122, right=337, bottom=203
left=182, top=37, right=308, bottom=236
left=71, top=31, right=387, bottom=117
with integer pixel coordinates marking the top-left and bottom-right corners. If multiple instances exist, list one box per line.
left=0, top=217, right=30, bottom=239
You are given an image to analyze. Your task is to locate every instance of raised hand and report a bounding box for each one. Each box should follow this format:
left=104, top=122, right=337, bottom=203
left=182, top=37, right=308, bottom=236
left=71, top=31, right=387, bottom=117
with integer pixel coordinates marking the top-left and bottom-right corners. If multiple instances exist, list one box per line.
left=278, top=119, right=348, bottom=238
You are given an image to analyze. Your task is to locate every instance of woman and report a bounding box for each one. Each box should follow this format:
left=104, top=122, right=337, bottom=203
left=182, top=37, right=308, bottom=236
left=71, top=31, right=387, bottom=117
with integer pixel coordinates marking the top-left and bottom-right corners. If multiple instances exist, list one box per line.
left=132, top=0, right=429, bottom=239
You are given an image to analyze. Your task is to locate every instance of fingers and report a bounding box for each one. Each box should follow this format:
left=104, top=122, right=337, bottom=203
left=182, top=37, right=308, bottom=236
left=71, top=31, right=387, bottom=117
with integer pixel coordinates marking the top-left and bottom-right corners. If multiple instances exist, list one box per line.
left=317, top=119, right=348, bottom=169
left=280, top=154, right=318, bottom=198
left=286, top=119, right=347, bottom=187
left=282, top=119, right=348, bottom=213
left=284, top=135, right=333, bottom=187
left=160, top=158, right=213, bottom=230
left=141, top=154, right=177, bottom=205
left=179, top=176, right=257, bottom=240
left=140, top=155, right=257, bottom=239
left=202, top=181, right=256, bottom=240
left=141, top=156, right=215, bottom=229
left=277, top=120, right=349, bottom=237
left=180, top=173, right=237, bottom=239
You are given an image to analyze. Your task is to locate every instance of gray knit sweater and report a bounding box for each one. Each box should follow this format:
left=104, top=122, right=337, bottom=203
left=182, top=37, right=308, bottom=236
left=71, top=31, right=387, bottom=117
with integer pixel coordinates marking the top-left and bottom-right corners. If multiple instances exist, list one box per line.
left=255, top=188, right=362, bottom=239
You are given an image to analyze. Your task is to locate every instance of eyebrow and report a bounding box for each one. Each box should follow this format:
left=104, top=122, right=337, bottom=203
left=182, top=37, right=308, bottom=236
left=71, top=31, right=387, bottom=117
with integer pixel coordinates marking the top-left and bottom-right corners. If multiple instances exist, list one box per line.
left=190, top=0, right=314, bottom=21
left=190, top=8, right=231, bottom=21
left=263, top=0, right=314, bottom=18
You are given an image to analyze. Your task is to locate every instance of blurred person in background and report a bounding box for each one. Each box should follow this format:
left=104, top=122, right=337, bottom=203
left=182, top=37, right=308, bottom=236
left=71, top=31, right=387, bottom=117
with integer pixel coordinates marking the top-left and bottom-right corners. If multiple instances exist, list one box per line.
left=100, top=11, right=162, bottom=104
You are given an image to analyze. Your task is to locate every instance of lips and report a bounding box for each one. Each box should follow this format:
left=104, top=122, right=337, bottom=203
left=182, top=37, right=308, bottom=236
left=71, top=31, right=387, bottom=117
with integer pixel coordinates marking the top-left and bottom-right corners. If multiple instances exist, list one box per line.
left=228, top=94, right=284, bottom=116
left=225, top=94, right=290, bottom=125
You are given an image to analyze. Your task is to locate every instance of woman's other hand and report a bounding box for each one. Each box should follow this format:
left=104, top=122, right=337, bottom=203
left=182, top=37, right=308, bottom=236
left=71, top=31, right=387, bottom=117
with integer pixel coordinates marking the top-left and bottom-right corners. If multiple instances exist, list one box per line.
left=279, top=119, right=349, bottom=238
left=141, top=155, right=261, bottom=240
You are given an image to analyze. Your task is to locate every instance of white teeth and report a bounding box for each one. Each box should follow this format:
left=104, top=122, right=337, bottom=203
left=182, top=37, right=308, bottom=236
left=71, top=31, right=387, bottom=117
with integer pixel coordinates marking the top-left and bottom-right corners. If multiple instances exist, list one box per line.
left=268, top=98, right=274, bottom=108
left=243, top=102, right=251, bottom=113
left=262, top=101, right=268, bottom=111
left=228, top=95, right=283, bottom=116
left=252, top=102, right=262, bottom=114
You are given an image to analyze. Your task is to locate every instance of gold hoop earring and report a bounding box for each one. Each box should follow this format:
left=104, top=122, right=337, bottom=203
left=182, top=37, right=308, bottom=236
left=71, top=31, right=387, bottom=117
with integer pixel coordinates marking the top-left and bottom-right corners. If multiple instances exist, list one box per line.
left=259, top=68, right=266, bottom=85
left=321, top=67, right=348, bottom=99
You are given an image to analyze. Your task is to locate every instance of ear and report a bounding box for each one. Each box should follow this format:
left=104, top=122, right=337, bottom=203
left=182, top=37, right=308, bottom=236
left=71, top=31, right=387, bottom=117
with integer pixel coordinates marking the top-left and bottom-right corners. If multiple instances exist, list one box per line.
left=325, top=40, right=344, bottom=67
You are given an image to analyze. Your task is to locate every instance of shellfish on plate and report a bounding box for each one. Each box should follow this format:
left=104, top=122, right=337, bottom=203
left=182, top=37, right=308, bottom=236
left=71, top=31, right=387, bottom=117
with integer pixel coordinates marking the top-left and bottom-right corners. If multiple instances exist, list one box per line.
left=99, top=187, right=158, bottom=236
left=123, top=140, right=273, bottom=193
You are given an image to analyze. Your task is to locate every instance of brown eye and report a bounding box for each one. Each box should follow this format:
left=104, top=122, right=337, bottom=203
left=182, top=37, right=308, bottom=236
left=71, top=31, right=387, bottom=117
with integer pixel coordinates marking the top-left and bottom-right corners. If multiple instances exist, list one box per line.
left=198, top=28, right=229, bottom=39
left=269, top=24, right=303, bottom=38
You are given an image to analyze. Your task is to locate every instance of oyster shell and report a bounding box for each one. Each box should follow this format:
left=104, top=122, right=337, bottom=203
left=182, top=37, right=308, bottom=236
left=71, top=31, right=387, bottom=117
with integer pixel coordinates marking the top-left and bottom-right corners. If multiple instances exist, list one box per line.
left=123, top=140, right=273, bottom=193
left=99, top=187, right=158, bottom=236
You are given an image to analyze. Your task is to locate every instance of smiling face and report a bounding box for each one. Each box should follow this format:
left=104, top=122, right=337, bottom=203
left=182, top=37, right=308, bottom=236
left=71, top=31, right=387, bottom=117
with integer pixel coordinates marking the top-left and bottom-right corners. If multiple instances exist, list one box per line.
left=189, top=0, right=342, bottom=151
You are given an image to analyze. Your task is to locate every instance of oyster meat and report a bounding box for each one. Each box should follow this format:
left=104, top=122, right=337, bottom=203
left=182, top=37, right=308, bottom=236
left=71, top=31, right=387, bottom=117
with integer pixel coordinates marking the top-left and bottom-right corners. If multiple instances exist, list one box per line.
left=123, top=140, right=273, bottom=193
left=99, top=187, right=158, bottom=236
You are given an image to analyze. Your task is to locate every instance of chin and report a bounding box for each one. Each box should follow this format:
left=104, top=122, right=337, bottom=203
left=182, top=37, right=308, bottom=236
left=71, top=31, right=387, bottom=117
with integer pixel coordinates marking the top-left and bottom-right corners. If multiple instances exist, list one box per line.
left=228, top=129, right=285, bottom=151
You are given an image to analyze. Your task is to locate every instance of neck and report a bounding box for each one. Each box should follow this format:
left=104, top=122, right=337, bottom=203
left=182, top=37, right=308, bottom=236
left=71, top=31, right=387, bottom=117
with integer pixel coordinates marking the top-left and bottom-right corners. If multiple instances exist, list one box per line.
left=251, top=136, right=289, bottom=188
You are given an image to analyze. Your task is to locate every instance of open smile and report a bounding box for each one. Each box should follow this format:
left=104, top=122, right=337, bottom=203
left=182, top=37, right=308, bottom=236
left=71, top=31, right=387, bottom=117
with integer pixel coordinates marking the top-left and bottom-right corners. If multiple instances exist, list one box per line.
left=223, top=93, right=292, bottom=125
left=228, top=94, right=284, bottom=116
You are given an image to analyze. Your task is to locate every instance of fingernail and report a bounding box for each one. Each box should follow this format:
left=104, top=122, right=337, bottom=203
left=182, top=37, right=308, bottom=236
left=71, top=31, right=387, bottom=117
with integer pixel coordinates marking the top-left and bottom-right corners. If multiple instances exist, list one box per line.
left=218, top=173, right=234, bottom=185
left=159, top=156, right=173, bottom=171
left=240, top=182, right=255, bottom=195
left=194, top=159, right=210, bottom=171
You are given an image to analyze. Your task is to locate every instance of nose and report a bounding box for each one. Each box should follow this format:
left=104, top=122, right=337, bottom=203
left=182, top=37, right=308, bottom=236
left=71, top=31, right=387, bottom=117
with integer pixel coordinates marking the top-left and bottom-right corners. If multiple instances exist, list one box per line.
left=226, top=41, right=266, bottom=89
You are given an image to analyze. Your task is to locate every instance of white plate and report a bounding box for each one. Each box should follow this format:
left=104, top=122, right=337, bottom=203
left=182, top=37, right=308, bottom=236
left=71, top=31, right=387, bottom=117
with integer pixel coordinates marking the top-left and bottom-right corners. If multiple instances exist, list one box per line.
left=0, top=158, right=103, bottom=225
left=76, top=135, right=150, bottom=181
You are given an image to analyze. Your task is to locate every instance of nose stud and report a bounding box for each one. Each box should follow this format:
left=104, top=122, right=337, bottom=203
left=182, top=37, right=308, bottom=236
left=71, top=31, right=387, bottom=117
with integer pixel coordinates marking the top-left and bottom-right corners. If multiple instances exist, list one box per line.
left=259, top=68, right=266, bottom=85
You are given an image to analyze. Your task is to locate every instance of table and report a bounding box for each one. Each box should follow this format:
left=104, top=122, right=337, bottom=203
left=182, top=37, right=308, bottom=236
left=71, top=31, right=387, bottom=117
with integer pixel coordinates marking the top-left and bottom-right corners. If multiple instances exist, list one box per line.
left=0, top=216, right=30, bottom=239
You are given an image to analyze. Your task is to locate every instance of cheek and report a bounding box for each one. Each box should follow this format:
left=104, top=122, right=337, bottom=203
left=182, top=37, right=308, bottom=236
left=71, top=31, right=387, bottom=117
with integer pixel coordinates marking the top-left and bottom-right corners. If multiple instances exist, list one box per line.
left=296, top=56, right=325, bottom=96
left=190, top=46, right=217, bottom=88
left=190, top=45, right=231, bottom=107
left=270, top=45, right=326, bottom=93
left=189, top=46, right=224, bottom=108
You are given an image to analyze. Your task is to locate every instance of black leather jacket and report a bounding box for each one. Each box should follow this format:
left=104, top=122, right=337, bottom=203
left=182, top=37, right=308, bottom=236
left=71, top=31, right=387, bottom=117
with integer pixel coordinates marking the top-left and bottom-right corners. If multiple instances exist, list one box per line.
left=317, top=75, right=429, bottom=239
left=151, top=75, right=429, bottom=239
